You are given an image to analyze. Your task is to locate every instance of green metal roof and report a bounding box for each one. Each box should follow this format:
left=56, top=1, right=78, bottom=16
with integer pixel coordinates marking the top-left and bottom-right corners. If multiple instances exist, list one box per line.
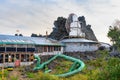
left=0, top=34, right=64, bottom=46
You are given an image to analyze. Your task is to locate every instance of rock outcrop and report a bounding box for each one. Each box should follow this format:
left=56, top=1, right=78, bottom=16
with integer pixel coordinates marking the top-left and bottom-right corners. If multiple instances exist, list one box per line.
left=78, top=16, right=97, bottom=41
left=49, top=14, right=97, bottom=41
left=48, top=17, right=68, bottom=40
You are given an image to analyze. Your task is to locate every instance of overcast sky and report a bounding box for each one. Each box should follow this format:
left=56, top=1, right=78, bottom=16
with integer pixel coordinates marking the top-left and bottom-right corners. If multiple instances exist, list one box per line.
left=0, top=0, right=120, bottom=44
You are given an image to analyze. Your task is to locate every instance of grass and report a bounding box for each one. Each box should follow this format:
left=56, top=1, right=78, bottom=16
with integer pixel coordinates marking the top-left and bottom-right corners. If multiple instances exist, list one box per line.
left=26, top=71, right=59, bottom=80
left=39, top=57, right=74, bottom=75
left=26, top=72, right=35, bottom=78
left=9, top=76, right=18, bottom=80
left=49, top=59, right=73, bottom=74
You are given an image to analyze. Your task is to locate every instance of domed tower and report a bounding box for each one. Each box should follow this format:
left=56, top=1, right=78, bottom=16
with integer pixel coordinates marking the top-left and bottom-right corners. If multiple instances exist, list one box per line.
left=65, top=13, right=85, bottom=38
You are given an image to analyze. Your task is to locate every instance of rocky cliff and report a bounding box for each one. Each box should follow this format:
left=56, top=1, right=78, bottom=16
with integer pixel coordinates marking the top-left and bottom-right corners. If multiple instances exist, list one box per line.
left=78, top=16, right=97, bottom=41
left=48, top=17, right=69, bottom=40
left=49, top=15, right=97, bottom=41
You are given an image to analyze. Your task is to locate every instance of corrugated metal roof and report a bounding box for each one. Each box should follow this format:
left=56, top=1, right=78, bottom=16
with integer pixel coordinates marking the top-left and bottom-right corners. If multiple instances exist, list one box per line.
left=61, top=38, right=98, bottom=43
left=0, top=34, right=64, bottom=46
left=30, top=37, right=64, bottom=46
left=0, top=35, right=34, bottom=44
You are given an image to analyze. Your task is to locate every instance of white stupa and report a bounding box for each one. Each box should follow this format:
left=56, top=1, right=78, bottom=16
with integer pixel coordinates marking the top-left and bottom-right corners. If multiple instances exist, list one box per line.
left=62, top=13, right=99, bottom=53
left=66, top=13, right=85, bottom=37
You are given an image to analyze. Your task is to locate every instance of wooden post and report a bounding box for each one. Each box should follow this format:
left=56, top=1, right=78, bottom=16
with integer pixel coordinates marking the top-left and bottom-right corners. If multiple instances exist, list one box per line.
left=46, top=46, right=48, bottom=52
left=29, top=53, right=30, bottom=62
left=19, top=53, right=21, bottom=62
left=14, top=53, right=16, bottom=61
left=4, top=44, right=6, bottom=63
left=3, top=53, right=5, bottom=65
left=2, top=65, right=4, bottom=80
left=26, top=45, right=27, bottom=62
left=16, top=44, right=17, bottom=53
left=52, top=46, right=53, bottom=52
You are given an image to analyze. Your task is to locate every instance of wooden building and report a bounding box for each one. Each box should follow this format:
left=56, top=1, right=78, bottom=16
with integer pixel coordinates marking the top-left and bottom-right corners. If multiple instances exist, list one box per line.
left=0, top=35, right=64, bottom=67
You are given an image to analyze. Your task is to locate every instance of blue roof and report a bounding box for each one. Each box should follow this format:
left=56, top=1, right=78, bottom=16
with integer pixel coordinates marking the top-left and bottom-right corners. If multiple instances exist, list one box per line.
left=0, top=34, right=64, bottom=46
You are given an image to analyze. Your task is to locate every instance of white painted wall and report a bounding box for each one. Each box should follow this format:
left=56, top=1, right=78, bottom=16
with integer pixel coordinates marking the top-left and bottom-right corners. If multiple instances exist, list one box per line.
left=64, top=42, right=98, bottom=52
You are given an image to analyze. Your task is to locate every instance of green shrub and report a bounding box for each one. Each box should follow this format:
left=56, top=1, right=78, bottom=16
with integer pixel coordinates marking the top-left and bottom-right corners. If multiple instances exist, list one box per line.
left=94, top=58, right=120, bottom=80
left=88, top=68, right=100, bottom=80
left=0, top=69, right=9, bottom=78
left=97, top=50, right=109, bottom=58
left=26, top=72, right=35, bottom=78
left=4, top=70, right=9, bottom=77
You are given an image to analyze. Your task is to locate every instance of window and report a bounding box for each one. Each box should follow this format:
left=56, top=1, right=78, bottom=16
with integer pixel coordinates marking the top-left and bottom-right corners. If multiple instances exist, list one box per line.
left=0, top=54, right=3, bottom=63
left=5, top=54, right=8, bottom=62
left=6, top=47, right=16, bottom=52
left=35, top=47, right=39, bottom=53
left=0, top=47, right=5, bottom=52
left=51, top=46, right=54, bottom=52
left=26, top=54, right=29, bottom=61
left=58, top=47, right=61, bottom=51
left=54, top=46, right=57, bottom=51
left=48, top=46, right=51, bottom=52
left=21, top=54, right=25, bottom=62
left=16, top=54, right=19, bottom=60
left=30, top=54, right=34, bottom=61
left=39, top=46, right=43, bottom=53
left=44, top=46, right=47, bottom=52
left=11, top=54, right=14, bottom=62
left=17, top=48, right=26, bottom=52
left=27, top=48, right=35, bottom=52
left=54, top=46, right=61, bottom=51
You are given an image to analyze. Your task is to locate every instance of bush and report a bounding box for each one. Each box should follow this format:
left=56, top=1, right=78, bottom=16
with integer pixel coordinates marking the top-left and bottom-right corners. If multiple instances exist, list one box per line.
left=0, top=69, right=9, bottom=78
left=97, top=50, right=109, bottom=58
left=95, top=58, right=120, bottom=80
left=26, top=72, right=35, bottom=78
